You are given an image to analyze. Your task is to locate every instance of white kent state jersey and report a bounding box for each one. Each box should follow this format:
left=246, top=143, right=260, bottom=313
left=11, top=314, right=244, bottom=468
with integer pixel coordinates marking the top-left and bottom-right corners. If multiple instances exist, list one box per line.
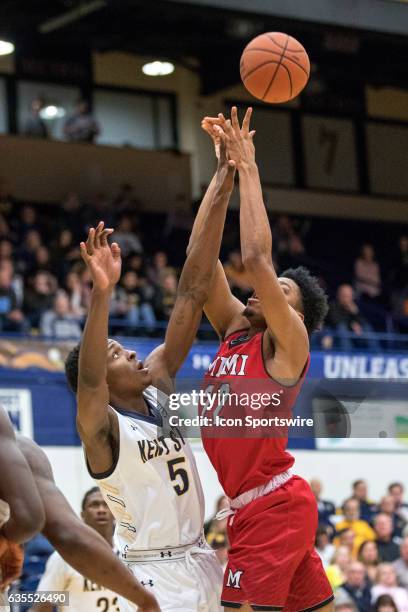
left=37, top=551, right=120, bottom=612
left=91, top=386, right=205, bottom=557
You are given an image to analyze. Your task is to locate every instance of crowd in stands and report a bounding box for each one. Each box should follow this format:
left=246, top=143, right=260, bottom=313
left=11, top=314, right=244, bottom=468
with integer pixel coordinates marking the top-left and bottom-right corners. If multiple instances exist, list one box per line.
left=0, top=175, right=407, bottom=344
left=204, top=480, right=408, bottom=612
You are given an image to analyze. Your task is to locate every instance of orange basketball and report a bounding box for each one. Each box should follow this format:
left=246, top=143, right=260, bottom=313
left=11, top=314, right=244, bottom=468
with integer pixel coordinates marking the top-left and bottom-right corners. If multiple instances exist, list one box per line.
left=240, top=32, right=310, bottom=103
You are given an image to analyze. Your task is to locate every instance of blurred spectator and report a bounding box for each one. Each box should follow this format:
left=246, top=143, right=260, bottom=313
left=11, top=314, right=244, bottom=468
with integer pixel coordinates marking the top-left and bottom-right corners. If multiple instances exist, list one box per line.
left=223, top=251, right=252, bottom=301
left=16, top=205, right=40, bottom=240
left=388, top=482, right=408, bottom=523
left=335, top=498, right=376, bottom=556
left=373, top=594, right=398, bottom=612
left=378, top=495, right=406, bottom=539
left=335, top=604, right=358, bottom=612
left=338, top=529, right=357, bottom=558
left=0, top=177, right=15, bottom=218
left=114, top=215, right=143, bottom=256
left=0, top=214, right=16, bottom=243
left=18, top=229, right=43, bottom=273
left=315, top=525, right=335, bottom=568
left=310, top=478, right=335, bottom=532
left=392, top=536, right=408, bottom=588
left=23, top=98, right=48, bottom=139
left=64, top=271, right=87, bottom=317
left=272, top=214, right=307, bottom=269
left=0, top=260, right=25, bottom=332
left=326, top=546, right=352, bottom=591
left=336, top=561, right=372, bottom=612
left=390, top=235, right=408, bottom=294
left=353, top=244, right=382, bottom=301
left=352, top=480, right=376, bottom=523
left=204, top=495, right=229, bottom=537
left=40, top=290, right=82, bottom=339
left=326, top=284, right=378, bottom=350
left=58, top=192, right=86, bottom=239
left=63, top=98, right=100, bottom=143
left=358, top=540, right=379, bottom=583
left=147, top=251, right=175, bottom=287
left=112, top=271, right=157, bottom=333
left=113, top=183, right=141, bottom=215
left=371, top=563, right=408, bottom=611
left=51, top=229, right=81, bottom=279
left=157, top=271, right=178, bottom=320
left=374, top=514, right=400, bottom=562
left=23, top=271, right=57, bottom=329
left=0, top=239, right=13, bottom=261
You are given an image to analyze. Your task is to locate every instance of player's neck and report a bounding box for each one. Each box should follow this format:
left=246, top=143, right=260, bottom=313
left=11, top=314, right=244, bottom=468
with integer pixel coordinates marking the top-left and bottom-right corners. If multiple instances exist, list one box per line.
left=95, top=524, right=114, bottom=546
left=247, top=324, right=267, bottom=338
left=110, top=393, right=149, bottom=416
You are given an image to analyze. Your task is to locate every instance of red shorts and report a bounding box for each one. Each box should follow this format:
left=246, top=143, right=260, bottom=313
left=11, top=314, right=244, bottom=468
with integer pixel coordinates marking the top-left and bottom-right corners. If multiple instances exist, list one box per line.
left=221, top=475, right=333, bottom=611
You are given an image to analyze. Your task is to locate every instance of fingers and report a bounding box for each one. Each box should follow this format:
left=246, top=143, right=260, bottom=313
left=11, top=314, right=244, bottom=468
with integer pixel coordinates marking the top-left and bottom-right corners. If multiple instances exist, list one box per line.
left=242, top=107, right=253, bottom=136
left=86, top=227, right=95, bottom=255
left=94, top=221, right=104, bottom=249
left=100, top=228, right=114, bottom=247
left=111, top=242, right=121, bottom=260
left=80, top=241, right=91, bottom=264
left=231, top=106, right=240, bottom=137
left=214, top=125, right=227, bottom=163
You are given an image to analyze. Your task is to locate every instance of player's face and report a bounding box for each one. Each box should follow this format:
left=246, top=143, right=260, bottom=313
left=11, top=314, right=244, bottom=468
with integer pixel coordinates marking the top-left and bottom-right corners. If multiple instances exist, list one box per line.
left=82, top=491, right=114, bottom=531
left=243, top=278, right=302, bottom=326
left=106, top=339, right=152, bottom=395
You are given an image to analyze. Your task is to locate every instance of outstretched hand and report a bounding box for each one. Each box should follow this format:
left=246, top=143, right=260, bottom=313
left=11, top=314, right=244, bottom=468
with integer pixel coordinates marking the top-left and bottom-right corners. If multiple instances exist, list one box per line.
left=214, top=124, right=236, bottom=194
left=203, top=106, right=256, bottom=168
left=80, top=222, right=121, bottom=292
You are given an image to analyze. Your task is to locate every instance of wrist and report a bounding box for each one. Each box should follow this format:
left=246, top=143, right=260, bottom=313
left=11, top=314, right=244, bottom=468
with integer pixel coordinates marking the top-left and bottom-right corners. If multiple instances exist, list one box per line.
left=238, top=160, right=258, bottom=174
left=92, top=285, right=113, bottom=298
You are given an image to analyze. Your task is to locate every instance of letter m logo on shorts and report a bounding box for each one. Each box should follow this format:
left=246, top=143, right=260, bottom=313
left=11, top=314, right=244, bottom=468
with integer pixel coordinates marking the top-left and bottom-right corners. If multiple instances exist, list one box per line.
left=226, top=569, right=244, bottom=589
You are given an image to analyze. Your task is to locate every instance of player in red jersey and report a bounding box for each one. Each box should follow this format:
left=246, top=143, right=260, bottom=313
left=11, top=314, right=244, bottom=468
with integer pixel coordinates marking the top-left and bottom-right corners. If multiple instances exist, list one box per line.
left=190, top=108, right=333, bottom=611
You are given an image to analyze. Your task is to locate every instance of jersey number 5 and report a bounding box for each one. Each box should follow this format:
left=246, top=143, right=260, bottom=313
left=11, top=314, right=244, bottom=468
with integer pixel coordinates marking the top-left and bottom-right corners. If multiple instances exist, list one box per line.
left=167, top=458, right=189, bottom=496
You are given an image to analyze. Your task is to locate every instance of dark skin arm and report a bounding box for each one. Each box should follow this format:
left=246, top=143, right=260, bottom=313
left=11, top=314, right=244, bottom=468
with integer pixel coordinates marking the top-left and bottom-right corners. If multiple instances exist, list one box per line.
left=213, top=108, right=309, bottom=381
left=17, top=436, right=160, bottom=612
left=146, top=129, right=237, bottom=382
left=0, top=406, right=45, bottom=543
left=185, top=118, right=248, bottom=340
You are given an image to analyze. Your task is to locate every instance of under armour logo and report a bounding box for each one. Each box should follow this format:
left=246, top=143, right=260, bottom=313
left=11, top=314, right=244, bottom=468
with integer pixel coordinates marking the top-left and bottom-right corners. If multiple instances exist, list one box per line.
left=160, top=551, right=172, bottom=558
left=226, top=569, right=244, bottom=589
left=120, top=522, right=137, bottom=533
left=141, top=580, right=154, bottom=587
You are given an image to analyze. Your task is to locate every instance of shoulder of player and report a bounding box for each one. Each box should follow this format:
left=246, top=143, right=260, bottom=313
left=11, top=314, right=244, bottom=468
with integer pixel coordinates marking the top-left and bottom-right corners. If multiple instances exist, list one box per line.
left=263, top=322, right=309, bottom=383
left=16, top=435, right=54, bottom=480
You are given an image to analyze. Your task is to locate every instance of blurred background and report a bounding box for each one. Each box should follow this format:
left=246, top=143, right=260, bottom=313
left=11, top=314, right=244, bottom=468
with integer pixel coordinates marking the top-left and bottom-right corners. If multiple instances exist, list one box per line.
left=0, top=1, right=408, bottom=608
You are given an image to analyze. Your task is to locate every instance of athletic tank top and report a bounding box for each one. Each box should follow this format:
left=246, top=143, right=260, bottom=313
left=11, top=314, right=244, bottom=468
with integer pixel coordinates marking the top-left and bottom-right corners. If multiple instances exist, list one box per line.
left=89, top=386, right=205, bottom=556
left=201, top=330, right=309, bottom=499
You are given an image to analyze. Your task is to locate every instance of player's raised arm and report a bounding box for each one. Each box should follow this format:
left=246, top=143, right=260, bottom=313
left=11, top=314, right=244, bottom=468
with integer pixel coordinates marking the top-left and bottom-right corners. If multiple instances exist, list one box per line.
left=185, top=118, right=247, bottom=339
left=75, top=223, right=120, bottom=472
left=0, top=406, right=45, bottom=545
left=18, top=437, right=160, bottom=612
left=148, top=130, right=236, bottom=379
left=222, top=108, right=309, bottom=375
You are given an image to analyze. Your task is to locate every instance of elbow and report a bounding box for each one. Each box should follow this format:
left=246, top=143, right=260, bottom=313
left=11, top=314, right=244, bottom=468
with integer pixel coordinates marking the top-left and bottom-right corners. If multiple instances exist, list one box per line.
left=9, top=502, right=46, bottom=543
left=242, top=252, right=271, bottom=273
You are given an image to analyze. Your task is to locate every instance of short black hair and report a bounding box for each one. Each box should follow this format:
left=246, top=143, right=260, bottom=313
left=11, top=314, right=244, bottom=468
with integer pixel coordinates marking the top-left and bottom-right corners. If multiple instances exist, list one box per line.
left=279, top=266, right=329, bottom=336
left=81, top=486, right=101, bottom=511
left=352, top=479, right=365, bottom=489
left=65, top=343, right=81, bottom=393
left=388, top=482, right=403, bottom=492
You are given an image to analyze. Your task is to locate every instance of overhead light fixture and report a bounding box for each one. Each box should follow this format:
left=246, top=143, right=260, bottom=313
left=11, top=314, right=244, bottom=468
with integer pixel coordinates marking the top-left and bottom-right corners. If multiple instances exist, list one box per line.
left=142, top=61, right=174, bottom=76
left=0, top=40, right=15, bottom=56
left=39, top=105, right=66, bottom=120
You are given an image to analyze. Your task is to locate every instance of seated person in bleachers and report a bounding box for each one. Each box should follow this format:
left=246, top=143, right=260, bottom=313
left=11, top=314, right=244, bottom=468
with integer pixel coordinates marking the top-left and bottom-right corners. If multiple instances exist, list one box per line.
left=374, top=514, right=401, bottom=563
left=326, top=546, right=352, bottom=592
left=378, top=495, right=406, bottom=539
left=388, top=482, right=408, bottom=524
left=40, top=290, right=82, bottom=339
left=358, top=540, right=380, bottom=584
left=392, top=536, right=408, bottom=589
left=315, top=525, right=336, bottom=568
left=352, top=479, right=377, bottom=524
left=371, top=563, right=408, bottom=612
left=336, top=561, right=372, bottom=612
left=335, top=498, right=376, bottom=557
left=326, top=284, right=378, bottom=350
left=310, top=478, right=336, bottom=533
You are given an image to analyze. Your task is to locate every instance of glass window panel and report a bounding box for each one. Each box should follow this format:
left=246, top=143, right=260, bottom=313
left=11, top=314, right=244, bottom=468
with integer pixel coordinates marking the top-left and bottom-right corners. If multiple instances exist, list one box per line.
left=157, top=97, right=174, bottom=149
left=17, top=81, right=80, bottom=140
left=94, top=90, right=154, bottom=149
left=0, top=79, right=7, bottom=133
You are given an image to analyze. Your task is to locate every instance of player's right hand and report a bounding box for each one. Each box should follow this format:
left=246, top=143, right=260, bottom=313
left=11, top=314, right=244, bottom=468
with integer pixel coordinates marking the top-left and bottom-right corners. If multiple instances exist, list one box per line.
left=201, top=117, right=221, bottom=159
left=80, top=222, right=122, bottom=292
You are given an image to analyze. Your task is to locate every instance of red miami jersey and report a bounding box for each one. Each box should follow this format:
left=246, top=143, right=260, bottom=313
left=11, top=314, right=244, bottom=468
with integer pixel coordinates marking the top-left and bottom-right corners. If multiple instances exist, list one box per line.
left=201, top=329, right=310, bottom=499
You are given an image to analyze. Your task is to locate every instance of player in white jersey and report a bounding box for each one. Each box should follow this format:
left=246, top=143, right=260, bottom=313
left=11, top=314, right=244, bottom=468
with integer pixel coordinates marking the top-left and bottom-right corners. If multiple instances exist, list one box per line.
left=35, top=487, right=119, bottom=612
left=64, top=137, right=236, bottom=611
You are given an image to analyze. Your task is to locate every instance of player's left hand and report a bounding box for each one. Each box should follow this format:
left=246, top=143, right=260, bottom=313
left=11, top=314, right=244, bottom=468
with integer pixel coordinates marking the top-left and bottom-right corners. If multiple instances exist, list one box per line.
left=214, top=124, right=236, bottom=195
left=204, top=107, right=256, bottom=168
left=0, top=536, right=24, bottom=589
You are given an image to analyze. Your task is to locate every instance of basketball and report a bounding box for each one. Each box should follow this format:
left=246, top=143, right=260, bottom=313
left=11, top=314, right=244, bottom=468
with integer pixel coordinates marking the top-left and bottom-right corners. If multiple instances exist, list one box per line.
left=240, top=32, right=310, bottom=103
